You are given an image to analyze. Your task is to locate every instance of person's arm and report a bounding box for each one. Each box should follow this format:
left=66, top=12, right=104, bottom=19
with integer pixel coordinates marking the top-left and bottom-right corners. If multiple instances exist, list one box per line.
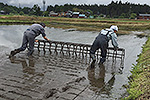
left=35, top=40, right=38, bottom=42
left=111, top=33, right=118, bottom=50
left=40, top=28, right=50, bottom=41
left=43, top=36, right=50, bottom=41
left=35, top=36, right=49, bottom=42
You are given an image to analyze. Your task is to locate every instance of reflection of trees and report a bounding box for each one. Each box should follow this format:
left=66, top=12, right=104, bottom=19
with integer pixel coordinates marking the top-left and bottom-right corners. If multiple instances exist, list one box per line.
left=88, top=64, right=115, bottom=96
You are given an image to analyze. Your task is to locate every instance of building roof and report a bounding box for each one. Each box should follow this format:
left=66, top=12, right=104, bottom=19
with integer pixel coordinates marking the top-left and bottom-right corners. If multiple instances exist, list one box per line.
left=73, top=12, right=80, bottom=15
left=49, top=11, right=58, bottom=15
left=139, top=14, right=150, bottom=16
left=0, top=10, right=5, bottom=13
left=79, top=14, right=85, bottom=17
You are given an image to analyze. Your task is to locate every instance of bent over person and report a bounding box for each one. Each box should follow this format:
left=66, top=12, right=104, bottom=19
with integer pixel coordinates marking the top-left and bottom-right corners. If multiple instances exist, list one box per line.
left=90, top=25, right=119, bottom=65
left=9, top=23, right=50, bottom=57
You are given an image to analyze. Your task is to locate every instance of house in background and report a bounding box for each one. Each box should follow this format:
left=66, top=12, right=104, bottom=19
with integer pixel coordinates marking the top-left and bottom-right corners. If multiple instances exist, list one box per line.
left=49, top=11, right=89, bottom=19
left=49, top=11, right=58, bottom=17
left=65, top=11, right=72, bottom=18
left=137, top=14, right=150, bottom=20
left=72, top=12, right=80, bottom=18
left=59, top=12, right=66, bottom=17
left=79, top=14, right=86, bottom=18
left=65, top=13, right=72, bottom=18
left=89, top=15, right=94, bottom=19
left=0, top=10, right=6, bottom=15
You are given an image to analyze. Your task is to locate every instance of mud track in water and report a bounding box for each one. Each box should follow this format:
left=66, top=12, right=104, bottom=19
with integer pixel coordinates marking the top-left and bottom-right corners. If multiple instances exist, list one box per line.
left=0, top=51, right=122, bottom=100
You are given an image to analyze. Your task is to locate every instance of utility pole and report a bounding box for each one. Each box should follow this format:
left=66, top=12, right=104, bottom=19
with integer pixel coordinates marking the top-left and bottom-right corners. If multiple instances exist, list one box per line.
left=19, top=3, right=20, bottom=8
left=43, top=0, right=46, bottom=11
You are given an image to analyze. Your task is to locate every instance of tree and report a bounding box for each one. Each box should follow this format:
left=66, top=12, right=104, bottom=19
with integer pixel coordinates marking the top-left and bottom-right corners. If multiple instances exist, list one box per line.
left=54, top=5, right=60, bottom=12
left=42, top=11, right=49, bottom=17
left=31, top=4, right=42, bottom=16
left=22, top=7, right=31, bottom=14
left=130, top=13, right=137, bottom=19
left=47, top=5, right=54, bottom=12
left=19, top=11, right=24, bottom=15
left=72, top=7, right=84, bottom=13
left=86, top=9, right=93, bottom=16
left=0, top=1, right=150, bottom=18
left=11, top=10, right=18, bottom=14
left=2, top=6, right=11, bottom=14
left=119, top=13, right=126, bottom=18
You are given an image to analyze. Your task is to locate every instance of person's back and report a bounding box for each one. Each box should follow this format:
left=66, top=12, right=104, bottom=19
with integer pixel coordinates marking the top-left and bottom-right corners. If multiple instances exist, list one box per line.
left=90, top=25, right=119, bottom=66
left=26, top=24, right=45, bottom=37
left=99, top=28, right=118, bottom=48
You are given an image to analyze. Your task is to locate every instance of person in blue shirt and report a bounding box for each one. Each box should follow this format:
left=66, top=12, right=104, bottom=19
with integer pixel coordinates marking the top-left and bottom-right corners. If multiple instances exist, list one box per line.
left=9, top=23, right=50, bottom=57
left=90, top=25, right=119, bottom=65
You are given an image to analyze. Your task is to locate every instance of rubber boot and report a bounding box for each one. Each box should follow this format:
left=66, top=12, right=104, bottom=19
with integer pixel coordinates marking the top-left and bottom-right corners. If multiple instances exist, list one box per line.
left=27, top=50, right=34, bottom=56
left=9, top=49, right=21, bottom=58
left=99, top=58, right=106, bottom=66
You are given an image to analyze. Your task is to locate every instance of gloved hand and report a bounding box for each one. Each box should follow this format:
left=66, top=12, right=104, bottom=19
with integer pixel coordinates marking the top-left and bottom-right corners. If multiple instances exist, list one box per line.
left=35, top=40, right=38, bottom=42
left=114, top=46, right=118, bottom=51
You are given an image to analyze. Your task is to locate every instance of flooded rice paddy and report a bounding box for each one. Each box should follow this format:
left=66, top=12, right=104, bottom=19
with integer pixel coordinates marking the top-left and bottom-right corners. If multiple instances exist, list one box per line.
left=0, top=25, right=148, bottom=100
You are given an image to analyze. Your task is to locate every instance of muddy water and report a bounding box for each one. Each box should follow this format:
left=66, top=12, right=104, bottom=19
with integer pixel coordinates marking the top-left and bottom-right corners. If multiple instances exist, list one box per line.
left=0, top=25, right=147, bottom=100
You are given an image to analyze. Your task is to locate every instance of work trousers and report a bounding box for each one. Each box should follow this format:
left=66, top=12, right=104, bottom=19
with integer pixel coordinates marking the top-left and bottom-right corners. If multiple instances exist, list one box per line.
left=17, top=31, right=35, bottom=55
left=90, top=34, right=108, bottom=63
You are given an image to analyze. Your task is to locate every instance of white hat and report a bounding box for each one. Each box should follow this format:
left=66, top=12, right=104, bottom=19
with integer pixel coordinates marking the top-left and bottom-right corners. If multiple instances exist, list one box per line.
left=110, top=25, right=118, bottom=31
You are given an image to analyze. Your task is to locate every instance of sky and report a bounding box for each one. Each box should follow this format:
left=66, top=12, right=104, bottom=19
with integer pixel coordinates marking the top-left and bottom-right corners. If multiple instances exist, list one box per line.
left=0, top=0, right=150, bottom=9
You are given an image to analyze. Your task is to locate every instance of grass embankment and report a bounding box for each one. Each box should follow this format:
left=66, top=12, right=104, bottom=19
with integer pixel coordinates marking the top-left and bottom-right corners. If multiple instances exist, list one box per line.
left=1, top=15, right=150, bottom=35
left=124, top=37, right=150, bottom=100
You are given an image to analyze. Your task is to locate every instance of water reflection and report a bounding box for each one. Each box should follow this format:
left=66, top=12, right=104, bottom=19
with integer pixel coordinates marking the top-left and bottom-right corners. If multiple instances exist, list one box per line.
left=9, top=57, right=45, bottom=87
left=9, top=57, right=35, bottom=75
left=88, top=64, right=115, bottom=97
left=21, top=57, right=35, bottom=75
left=88, top=65, right=105, bottom=91
left=0, top=25, right=147, bottom=99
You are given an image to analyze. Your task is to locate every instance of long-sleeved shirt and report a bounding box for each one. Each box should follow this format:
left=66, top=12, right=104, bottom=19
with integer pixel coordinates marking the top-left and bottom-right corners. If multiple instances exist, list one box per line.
left=100, top=29, right=118, bottom=48
left=26, top=24, right=46, bottom=37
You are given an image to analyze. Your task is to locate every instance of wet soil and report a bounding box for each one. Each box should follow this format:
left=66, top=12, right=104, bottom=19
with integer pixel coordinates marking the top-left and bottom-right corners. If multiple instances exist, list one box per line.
left=0, top=25, right=147, bottom=100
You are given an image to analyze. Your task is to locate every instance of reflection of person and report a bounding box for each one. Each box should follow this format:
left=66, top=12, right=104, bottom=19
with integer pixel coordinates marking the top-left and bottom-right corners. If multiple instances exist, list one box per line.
left=21, top=57, right=35, bottom=75
left=9, top=57, right=35, bottom=75
left=9, top=23, right=50, bottom=57
left=88, top=64, right=105, bottom=91
left=88, top=64, right=115, bottom=95
left=90, top=25, right=119, bottom=65
left=9, top=57, right=44, bottom=86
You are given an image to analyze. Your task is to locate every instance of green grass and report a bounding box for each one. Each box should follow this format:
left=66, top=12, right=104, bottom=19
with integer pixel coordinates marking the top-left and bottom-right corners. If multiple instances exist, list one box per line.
left=0, top=15, right=150, bottom=34
left=123, top=37, right=150, bottom=100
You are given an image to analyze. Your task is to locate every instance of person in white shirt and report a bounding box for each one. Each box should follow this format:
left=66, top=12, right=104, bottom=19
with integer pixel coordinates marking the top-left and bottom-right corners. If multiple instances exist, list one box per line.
left=90, top=25, right=119, bottom=65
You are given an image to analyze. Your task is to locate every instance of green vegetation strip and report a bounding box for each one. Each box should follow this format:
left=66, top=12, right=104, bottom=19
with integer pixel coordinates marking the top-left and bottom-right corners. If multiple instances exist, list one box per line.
left=1, top=15, right=150, bottom=34
left=125, top=37, right=150, bottom=100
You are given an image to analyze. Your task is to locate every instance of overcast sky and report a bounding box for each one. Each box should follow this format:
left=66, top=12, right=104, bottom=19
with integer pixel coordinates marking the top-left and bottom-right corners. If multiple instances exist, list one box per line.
left=0, top=0, right=150, bottom=8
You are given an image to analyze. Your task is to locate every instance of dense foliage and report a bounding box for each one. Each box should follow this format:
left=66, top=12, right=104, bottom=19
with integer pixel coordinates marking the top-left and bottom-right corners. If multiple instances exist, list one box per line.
left=0, top=1, right=150, bottom=18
